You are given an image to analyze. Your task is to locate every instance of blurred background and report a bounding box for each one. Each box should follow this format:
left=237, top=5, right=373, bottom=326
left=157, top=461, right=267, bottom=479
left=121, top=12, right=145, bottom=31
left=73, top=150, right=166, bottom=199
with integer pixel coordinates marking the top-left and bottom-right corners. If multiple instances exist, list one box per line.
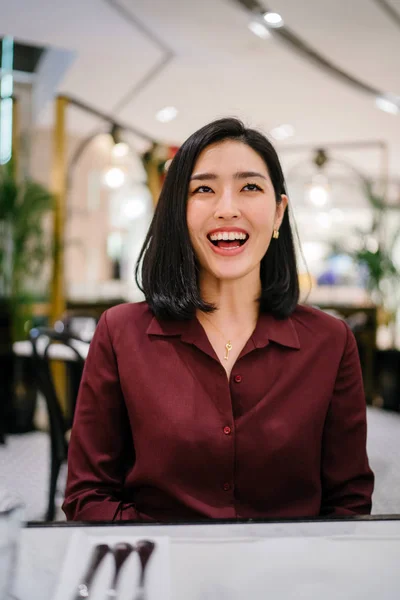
left=0, top=0, right=399, bottom=520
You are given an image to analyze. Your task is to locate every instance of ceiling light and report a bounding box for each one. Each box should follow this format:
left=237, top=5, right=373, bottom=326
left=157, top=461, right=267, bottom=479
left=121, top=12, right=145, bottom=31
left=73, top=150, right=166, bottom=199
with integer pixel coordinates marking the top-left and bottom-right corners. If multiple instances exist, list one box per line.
left=270, top=124, right=295, bottom=141
left=263, top=12, right=284, bottom=28
left=375, top=95, right=399, bottom=115
left=112, top=142, right=130, bottom=158
left=306, top=174, right=330, bottom=207
left=248, top=21, right=271, bottom=39
left=156, top=106, right=178, bottom=123
left=308, top=185, right=329, bottom=207
left=309, top=185, right=329, bottom=207
left=103, top=167, right=126, bottom=189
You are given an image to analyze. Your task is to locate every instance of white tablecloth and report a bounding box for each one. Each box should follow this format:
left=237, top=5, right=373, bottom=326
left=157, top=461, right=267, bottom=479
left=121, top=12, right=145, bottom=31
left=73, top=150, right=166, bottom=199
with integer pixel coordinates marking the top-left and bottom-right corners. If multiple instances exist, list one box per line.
left=13, top=518, right=400, bottom=600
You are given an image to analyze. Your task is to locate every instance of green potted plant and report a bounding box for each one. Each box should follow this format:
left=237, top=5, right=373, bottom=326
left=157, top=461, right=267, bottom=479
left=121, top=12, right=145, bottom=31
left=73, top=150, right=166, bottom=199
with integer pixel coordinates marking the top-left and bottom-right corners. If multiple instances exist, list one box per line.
left=0, top=161, right=54, bottom=339
left=352, top=181, right=399, bottom=317
left=0, top=161, right=53, bottom=433
left=331, top=179, right=399, bottom=315
left=330, top=179, right=400, bottom=410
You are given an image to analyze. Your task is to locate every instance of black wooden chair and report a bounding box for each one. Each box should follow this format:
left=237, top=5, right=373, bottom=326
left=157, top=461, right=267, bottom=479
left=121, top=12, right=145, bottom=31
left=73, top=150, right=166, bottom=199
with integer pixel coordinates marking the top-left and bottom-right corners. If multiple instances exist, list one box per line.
left=29, top=327, right=88, bottom=520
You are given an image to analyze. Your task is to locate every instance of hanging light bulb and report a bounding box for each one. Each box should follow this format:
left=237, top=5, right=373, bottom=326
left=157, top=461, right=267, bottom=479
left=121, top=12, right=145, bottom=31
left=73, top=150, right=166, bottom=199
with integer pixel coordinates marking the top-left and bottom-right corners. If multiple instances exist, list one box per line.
left=304, top=148, right=330, bottom=207
left=109, top=124, right=130, bottom=158
left=112, top=142, right=130, bottom=158
left=102, top=123, right=130, bottom=188
left=103, top=166, right=126, bottom=189
left=306, top=174, right=330, bottom=207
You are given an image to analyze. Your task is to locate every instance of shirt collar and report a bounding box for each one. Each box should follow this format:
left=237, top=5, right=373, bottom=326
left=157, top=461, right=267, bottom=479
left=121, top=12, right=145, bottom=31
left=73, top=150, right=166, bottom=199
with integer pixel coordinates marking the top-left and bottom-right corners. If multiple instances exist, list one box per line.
left=146, top=316, right=187, bottom=337
left=146, top=314, right=215, bottom=359
left=146, top=310, right=300, bottom=350
left=252, top=311, right=300, bottom=350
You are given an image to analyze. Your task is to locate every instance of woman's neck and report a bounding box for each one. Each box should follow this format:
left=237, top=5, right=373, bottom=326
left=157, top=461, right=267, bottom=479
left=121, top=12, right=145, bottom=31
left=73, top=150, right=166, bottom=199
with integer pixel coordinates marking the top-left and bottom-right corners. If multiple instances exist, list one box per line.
left=197, top=269, right=261, bottom=329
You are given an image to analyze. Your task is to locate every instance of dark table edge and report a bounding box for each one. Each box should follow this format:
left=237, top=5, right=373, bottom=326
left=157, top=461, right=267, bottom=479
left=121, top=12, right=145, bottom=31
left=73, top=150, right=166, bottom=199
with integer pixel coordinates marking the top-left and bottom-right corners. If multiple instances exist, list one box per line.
left=26, top=514, right=400, bottom=528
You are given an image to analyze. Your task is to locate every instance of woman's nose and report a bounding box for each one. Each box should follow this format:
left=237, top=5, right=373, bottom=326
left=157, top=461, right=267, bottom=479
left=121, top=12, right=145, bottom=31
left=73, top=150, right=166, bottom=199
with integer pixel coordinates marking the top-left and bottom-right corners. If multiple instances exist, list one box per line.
left=213, top=190, right=241, bottom=219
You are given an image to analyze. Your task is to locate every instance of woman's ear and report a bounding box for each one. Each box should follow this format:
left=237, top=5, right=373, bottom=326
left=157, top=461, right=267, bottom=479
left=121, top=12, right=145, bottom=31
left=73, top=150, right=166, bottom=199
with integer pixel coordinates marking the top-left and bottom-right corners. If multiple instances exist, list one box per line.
left=275, top=194, right=288, bottom=229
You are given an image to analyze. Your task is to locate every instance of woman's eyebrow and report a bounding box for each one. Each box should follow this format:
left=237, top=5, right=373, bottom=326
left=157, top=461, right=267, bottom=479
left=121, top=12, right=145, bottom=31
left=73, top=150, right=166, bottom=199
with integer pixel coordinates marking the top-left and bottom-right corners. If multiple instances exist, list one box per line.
left=234, top=171, right=267, bottom=180
left=190, top=171, right=267, bottom=181
left=190, top=172, right=218, bottom=181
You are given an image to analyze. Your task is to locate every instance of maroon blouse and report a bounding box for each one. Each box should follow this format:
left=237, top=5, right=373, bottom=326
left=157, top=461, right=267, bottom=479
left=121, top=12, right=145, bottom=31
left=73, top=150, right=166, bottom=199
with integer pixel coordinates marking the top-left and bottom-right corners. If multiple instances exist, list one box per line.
left=63, top=302, right=374, bottom=522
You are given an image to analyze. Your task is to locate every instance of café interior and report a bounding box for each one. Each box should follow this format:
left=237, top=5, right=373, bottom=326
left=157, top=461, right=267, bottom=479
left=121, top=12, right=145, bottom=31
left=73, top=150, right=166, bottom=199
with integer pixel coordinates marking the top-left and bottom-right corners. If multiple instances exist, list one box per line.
left=1, top=0, right=400, bottom=598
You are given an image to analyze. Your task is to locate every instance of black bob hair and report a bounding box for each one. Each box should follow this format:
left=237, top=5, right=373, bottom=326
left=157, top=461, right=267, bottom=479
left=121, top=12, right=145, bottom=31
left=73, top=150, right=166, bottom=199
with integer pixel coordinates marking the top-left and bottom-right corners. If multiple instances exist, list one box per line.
left=135, top=117, right=299, bottom=320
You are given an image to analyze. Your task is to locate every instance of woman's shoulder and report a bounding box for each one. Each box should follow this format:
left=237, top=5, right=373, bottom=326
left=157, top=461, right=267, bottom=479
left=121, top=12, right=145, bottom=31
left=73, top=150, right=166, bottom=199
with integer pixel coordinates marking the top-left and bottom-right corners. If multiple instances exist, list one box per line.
left=290, top=304, right=349, bottom=347
left=102, top=301, right=153, bottom=337
left=292, top=303, right=346, bottom=326
left=105, top=300, right=152, bottom=321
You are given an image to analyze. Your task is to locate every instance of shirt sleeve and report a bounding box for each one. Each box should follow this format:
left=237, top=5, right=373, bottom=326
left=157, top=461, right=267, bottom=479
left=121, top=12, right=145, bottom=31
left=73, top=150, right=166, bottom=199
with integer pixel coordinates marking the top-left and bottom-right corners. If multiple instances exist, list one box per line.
left=320, top=321, right=375, bottom=516
left=62, top=310, right=139, bottom=521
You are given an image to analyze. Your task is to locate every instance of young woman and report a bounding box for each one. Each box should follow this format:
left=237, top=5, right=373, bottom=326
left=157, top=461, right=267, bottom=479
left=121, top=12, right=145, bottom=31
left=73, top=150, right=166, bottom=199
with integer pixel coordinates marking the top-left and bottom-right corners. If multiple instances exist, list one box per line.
left=63, top=118, right=374, bottom=522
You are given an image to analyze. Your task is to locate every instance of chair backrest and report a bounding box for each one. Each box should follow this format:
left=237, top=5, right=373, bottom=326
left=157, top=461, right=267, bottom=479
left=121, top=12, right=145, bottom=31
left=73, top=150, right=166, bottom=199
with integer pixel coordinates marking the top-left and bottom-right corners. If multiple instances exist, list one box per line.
left=29, top=327, right=88, bottom=463
left=61, top=311, right=98, bottom=342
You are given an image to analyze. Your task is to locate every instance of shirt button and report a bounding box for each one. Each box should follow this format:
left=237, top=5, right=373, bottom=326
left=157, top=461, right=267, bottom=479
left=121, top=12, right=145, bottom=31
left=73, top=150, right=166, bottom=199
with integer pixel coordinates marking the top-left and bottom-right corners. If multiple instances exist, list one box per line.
left=234, top=375, right=242, bottom=383
left=223, top=482, right=231, bottom=491
left=223, top=426, right=231, bottom=435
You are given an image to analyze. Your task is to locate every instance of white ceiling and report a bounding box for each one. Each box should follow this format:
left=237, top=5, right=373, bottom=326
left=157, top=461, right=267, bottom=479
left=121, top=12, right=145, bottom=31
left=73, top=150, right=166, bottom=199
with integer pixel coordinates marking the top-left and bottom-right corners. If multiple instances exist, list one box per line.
left=1, top=0, right=400, bottom=187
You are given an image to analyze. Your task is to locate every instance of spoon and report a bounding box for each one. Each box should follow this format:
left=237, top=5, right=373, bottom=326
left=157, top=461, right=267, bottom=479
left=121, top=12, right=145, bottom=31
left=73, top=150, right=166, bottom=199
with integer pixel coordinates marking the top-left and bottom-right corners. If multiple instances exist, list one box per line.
left=106, top=542, right=134, bottom=598
left=134, top=540, right=156, bottom=600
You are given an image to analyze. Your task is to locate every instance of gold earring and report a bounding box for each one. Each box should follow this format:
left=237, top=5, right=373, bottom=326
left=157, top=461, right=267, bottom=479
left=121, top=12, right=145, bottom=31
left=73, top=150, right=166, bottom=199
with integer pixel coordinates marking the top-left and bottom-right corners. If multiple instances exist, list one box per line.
left=273, top=229, right=280, bottom=239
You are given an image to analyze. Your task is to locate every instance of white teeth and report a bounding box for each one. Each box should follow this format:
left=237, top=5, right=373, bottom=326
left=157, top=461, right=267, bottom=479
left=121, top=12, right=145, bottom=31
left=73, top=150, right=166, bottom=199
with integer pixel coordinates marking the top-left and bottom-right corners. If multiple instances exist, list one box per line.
left=209, top=231, right=248, bottom=241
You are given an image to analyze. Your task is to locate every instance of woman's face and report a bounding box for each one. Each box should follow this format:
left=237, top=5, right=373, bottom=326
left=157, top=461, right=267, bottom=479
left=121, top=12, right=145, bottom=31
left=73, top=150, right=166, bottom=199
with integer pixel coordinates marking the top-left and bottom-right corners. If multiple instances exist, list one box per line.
left=187, top=140, right=288, bottom=283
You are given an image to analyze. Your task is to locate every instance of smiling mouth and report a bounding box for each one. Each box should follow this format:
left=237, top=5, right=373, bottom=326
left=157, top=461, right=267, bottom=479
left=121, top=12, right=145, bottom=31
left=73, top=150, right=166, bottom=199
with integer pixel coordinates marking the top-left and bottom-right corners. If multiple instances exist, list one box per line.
left=207, top=234, right=249, bottom=249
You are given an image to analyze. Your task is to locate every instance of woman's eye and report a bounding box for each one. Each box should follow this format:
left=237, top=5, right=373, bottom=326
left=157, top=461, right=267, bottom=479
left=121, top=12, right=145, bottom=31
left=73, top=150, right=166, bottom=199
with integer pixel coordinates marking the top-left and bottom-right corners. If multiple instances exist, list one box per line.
left=242, top=183, right=262, bottom=192
left=192, top=185, right=214, bottom=194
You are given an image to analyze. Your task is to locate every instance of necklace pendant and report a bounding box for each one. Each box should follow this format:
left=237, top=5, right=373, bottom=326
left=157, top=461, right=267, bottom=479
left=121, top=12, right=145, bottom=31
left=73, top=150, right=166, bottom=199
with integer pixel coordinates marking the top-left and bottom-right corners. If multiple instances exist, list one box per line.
left=224, top=341, right=233, bottom=361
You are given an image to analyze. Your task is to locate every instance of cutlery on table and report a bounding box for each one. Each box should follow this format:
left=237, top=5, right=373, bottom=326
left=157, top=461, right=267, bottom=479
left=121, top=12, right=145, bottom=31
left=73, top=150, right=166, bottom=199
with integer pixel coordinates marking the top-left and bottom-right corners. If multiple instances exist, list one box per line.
left=133, top=540, right=156, bottom=600
left=106, top=542, right=134, bottom=598
left=74, top=543, right=110, bottom=599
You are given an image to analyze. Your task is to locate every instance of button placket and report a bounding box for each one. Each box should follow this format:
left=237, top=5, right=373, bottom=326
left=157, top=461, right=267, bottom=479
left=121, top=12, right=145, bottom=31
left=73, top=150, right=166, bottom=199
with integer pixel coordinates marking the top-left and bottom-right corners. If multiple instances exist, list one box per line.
left=216, top=374, right=235, bottom=503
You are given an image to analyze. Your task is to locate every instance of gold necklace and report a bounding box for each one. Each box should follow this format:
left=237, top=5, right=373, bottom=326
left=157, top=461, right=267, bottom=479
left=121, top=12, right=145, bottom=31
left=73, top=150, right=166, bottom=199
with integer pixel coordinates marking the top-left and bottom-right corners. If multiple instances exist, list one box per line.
left=199, top=313, right=233, bottom=361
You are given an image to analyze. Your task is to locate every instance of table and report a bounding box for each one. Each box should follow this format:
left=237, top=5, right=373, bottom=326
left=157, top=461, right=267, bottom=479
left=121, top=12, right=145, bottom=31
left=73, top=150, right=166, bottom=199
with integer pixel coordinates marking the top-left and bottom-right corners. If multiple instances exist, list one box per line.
left=13, top=517, right=400, bottom=600
left=13, top=337, right=89, bottom=425
left=13, top=338, right=90, bottom=361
